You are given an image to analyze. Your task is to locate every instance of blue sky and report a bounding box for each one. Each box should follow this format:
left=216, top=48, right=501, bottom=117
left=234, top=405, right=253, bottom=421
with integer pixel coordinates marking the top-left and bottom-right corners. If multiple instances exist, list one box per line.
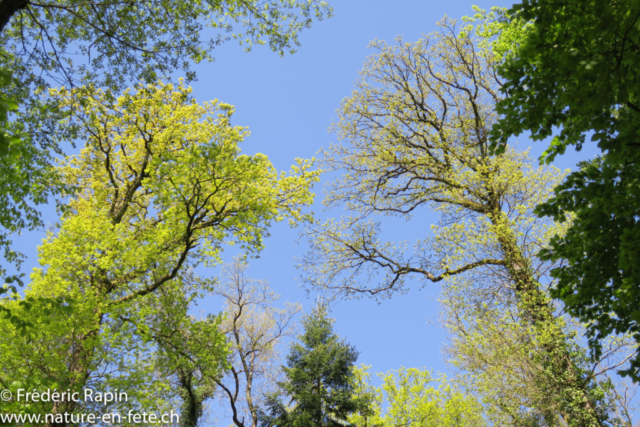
left=188, top=0, right=505, bottom=373
left=183, top=0, right=602, bottom=421
left=188, top=0, right=599, bottom=362
left=11, top=0, right=605, bottom=422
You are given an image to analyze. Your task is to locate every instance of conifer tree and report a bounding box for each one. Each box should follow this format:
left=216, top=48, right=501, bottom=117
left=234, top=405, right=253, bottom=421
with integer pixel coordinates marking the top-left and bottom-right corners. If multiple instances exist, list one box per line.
left=261, top=304, right=371, bottom=426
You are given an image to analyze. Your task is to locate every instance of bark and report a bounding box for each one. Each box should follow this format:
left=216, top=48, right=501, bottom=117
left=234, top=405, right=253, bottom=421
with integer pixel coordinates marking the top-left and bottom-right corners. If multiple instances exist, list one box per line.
left=0, top=0, right=28, bottom=33
left=178, top=370, right=203, bottom=427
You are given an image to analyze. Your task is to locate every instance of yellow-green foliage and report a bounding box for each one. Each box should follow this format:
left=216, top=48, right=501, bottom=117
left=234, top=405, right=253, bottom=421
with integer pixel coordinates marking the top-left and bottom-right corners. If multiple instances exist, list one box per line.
left=301, top=15, right=635, bottom=426
left=349, top=366, right=484, bottom=427
left=0, top=80, right=319, bottom=420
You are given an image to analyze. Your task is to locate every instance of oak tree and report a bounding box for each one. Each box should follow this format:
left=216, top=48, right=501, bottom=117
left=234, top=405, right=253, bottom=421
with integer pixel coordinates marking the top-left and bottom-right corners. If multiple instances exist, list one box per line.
left=301, top=18, right=633, bottom=426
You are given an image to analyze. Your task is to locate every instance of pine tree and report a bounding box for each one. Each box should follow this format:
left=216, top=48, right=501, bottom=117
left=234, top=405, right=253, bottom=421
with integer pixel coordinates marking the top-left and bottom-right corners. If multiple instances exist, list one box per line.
left=261, top=304, right=371, bottom=426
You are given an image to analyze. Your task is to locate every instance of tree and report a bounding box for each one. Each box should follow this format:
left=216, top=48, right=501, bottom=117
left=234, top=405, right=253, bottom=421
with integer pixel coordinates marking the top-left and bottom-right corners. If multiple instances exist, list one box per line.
left=349, top=366, right=485, bottom=427
left=0, top=80, right=318, bottom=425
left=300, top=18, right=634, bottom=425
left=0, top=66, right=62, bottom=314
left=438, top=226, right=637, bottom=426
left=146, top=274, right=227, bottom=427
left=261, top=304, right=371, bottom=426
left=0, top=0, right=331, bottom=136
left=214, top=258, right=301, bottom=427
left=486, top=0, right=640, bottom=380
left=0, top=0, right=331, bottom=87
left=0, top=0, right=331, bottom=304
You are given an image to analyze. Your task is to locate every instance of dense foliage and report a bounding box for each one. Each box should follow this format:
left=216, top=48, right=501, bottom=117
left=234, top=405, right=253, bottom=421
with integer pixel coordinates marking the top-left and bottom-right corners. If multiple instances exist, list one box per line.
left=489, top=0, right=640, bottom=381
left=349, top=366, right=485, bottom=427
left=0, top=81, right=318, bottom=424
left=0, top=0, right=331, bottom=297
left=2, top=1, right=640, bottom=424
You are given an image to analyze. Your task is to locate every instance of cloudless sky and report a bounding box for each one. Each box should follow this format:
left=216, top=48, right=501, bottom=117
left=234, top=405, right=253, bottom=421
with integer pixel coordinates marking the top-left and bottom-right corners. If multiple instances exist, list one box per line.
left=11, top=0, right=606, bottom=423
left=183, top=0, right=604, bottom=422
left=190, top=0, right=507, bottom=375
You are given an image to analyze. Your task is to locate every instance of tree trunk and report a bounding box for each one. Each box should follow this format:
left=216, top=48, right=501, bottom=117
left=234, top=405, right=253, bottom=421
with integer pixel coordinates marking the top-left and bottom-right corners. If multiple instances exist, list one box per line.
left=491, top=207, right=606, bottom=427
left=0, top=0, right=28, bottom=33
left=45, top=313, right=103, bottom=427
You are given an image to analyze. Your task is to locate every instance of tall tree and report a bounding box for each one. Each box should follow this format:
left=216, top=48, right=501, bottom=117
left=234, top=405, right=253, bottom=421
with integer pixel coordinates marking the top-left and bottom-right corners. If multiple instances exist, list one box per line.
left=0, top=0, right=331, bottom=301
left=214, top=258, right=301, bottom=427
left=0, top=80, right=318, bottom=425
left=261, top=304, right=371, bottom=426
left=486, top=0, right=640, bottom=380
left=300, top=18, right=633, bottom=425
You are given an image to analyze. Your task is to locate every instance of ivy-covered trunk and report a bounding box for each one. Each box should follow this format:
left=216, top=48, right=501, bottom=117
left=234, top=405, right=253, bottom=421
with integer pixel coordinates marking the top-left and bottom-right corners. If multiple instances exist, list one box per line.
left=491, top=208, right=608, bottom=426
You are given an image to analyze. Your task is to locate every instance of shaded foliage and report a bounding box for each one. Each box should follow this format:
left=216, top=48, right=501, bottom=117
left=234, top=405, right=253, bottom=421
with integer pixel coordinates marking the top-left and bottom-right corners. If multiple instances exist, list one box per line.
left=488, top=0, right=640, bottom=381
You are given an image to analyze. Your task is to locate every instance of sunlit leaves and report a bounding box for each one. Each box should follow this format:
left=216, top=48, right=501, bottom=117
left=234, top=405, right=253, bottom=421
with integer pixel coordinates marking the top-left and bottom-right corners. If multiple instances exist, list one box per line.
left=300, top=15, right=630, bottom=425
left=0, top=0, right=331, bottom=303
left=0, top=80, right=318, bottom=420
left=350, top=366, right=485, bottom=427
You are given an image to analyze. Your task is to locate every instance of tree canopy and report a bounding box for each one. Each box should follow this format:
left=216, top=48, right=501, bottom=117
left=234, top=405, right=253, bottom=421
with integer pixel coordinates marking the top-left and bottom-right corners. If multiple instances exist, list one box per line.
left=300, top=18, right=634, bottom=425
left=349, top=366, right=484, bottom=427
left=0, top=0, right=332, bottom=90
left=0, top=80, right=318, bottom=424
left=0, top=0, right=331, bottom=298
left=487, top=0, right=640, bottom=381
